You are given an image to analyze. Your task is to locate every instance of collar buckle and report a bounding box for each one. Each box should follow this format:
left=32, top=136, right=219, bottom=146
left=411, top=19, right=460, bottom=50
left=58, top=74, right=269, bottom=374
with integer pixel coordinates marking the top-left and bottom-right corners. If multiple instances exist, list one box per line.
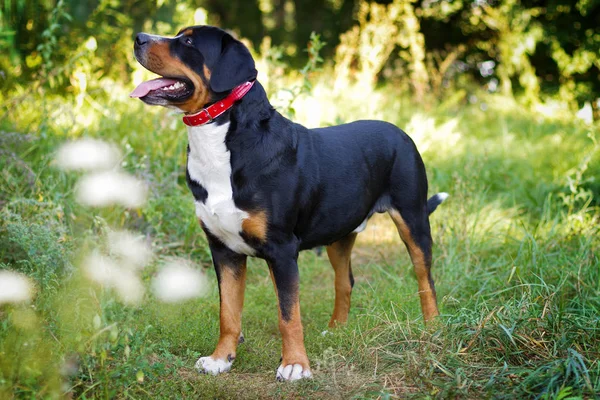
left=202, top=108, right=214, bottom=123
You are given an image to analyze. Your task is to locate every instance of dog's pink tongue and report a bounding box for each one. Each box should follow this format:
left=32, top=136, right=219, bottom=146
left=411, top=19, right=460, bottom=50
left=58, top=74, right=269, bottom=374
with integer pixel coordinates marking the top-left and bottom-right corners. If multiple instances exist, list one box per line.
left=130, top=78, right=179, bottom=98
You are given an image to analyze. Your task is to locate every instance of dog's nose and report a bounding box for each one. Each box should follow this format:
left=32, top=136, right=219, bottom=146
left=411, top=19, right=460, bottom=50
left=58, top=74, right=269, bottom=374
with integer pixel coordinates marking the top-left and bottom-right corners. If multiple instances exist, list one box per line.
left=135, top=33, right=150, bottom=46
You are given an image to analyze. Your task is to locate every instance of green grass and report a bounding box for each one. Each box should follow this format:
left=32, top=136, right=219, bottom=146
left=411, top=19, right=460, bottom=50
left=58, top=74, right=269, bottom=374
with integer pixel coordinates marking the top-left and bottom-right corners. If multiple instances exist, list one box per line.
left=0, top=80, right=599, bottom=399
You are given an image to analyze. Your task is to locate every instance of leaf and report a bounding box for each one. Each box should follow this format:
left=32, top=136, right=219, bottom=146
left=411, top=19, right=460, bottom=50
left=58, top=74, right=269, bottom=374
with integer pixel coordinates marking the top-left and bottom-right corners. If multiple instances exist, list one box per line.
left=499, top=324, right=517, bottom=347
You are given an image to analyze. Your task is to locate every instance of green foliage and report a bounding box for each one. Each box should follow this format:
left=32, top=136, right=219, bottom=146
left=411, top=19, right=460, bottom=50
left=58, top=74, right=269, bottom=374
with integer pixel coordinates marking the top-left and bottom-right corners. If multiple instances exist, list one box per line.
left=143, top=192, right=211, bottom=262
left=36, top=0, right=71, bottom=76
left=277, top=32, right=325, bottom=118
left=559, top=133, right=598, bottom=222
left=2, top=0, right=598, bottom=116
left=1, top=202, right=71, bottom=289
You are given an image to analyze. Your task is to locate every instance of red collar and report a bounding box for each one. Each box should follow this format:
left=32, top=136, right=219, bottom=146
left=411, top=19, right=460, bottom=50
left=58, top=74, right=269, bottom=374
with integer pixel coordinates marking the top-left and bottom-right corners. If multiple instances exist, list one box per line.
left=182, top=81, right=255, bottom=127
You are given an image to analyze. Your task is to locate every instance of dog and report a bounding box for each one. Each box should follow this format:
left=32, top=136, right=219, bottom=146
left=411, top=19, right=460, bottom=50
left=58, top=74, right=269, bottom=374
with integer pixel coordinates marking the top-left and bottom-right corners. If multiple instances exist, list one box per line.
left=131, top=25, right=447, bottom=381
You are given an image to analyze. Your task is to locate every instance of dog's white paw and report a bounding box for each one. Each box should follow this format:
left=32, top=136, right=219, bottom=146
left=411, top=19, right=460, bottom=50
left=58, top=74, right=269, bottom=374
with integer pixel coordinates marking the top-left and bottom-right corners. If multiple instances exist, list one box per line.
left=195, top=356, right=232, bottom=376
left=276, top=364, right=312, bottom=381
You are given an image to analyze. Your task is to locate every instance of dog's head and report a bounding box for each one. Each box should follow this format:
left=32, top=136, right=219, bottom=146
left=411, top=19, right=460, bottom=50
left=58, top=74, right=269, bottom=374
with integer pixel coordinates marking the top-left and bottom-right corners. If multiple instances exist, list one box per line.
left=131, top=26, right=257, bottom=113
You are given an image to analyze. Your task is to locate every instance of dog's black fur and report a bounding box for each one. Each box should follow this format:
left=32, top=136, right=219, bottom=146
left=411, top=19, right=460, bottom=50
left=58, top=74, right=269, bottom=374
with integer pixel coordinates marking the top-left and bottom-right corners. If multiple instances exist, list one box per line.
left=133, top=25, right=446, bottom=380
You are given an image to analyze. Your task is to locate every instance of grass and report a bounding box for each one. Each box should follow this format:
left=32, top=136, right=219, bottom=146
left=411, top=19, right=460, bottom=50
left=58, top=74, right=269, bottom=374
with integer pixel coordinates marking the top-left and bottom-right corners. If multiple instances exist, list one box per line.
left=0, top=74, right=599, bottom=399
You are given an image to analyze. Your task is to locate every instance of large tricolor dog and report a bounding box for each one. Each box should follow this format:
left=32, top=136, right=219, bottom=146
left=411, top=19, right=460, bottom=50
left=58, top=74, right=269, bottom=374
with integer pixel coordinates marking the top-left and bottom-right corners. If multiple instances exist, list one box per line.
left=131, top=25, right=447, bottom=381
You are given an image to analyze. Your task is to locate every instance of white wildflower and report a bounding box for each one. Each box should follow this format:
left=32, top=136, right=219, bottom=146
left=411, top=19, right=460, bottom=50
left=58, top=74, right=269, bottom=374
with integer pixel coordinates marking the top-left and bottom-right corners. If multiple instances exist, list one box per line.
left=56, top=139, right=121, bottom=171
left=107, top=230, right=152, bottom=269
left=83, top=251, right=122, bottom=286
left=76, top=171, right=147, bottom=208
left=152, top=260, right=208, bottom=303
left=0, top=270, right=34, bottom=304
left=112, top=268, right=145, bottom=305
left=83, top=251, right=145, bottom=305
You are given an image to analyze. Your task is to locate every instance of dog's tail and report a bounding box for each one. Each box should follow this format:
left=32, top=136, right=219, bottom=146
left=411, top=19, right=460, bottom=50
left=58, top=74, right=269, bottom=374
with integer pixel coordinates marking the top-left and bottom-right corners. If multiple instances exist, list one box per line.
left=427, top=192, right=449, bottom=215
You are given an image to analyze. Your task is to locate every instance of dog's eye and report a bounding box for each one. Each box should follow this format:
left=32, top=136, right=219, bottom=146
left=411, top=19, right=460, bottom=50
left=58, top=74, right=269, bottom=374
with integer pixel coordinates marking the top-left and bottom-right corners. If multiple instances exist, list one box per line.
left=184, top=37, right=193, bottom=46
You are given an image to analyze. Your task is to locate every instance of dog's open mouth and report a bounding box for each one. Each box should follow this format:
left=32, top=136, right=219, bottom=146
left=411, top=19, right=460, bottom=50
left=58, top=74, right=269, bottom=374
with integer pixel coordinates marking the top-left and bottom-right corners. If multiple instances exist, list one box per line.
left=130, top=77, right=193, bottom=102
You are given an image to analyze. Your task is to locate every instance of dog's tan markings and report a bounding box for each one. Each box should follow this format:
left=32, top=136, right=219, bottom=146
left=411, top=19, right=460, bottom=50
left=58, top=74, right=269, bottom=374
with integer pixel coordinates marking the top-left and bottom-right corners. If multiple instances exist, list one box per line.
left=203, top=64, right=212, bottom=80
left=389, top=209, right=439, bottom=321
left=145, top=41, right=212, bottom=112
left=211, top=262, right=247, bottom=361
left=241, top=210, right=268, bottom=242
left=181, top=28, right=194, bottom=36
left=326, top=232, right=357, bottom=327
left=176, top=62, right=211, bottom=112
left=269, top=268, right=278, bottom=297
left=145, top=41, right=171, bottom=72
left=176, top=27, right=192, bottom=36
left=279, top=300, right=310, bottom=370
left=267, top=262, right=311, bottom=373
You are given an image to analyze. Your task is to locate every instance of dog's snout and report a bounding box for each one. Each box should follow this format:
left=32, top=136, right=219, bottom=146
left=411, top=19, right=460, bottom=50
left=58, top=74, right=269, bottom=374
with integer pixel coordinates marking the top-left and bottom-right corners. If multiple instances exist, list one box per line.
left=135, top=33, right=150, bottom=46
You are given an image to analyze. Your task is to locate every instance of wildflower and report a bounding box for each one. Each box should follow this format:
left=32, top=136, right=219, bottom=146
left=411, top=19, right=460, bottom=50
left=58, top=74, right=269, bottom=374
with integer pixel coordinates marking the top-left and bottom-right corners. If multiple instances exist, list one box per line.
left=83, top=251, right=122, bottom=286
left=55, top=139, right=121, bottom=171
left=112, top=268, right=145, bottom=305
left=83, top=251, right=144, bottom=305
left=76, top=171, right=147, bottom=208
left=152, top=260, right=208, bottom=303
left=0, top=270, right=34, bottom=304
left=107, top=230, right=152, bottom=269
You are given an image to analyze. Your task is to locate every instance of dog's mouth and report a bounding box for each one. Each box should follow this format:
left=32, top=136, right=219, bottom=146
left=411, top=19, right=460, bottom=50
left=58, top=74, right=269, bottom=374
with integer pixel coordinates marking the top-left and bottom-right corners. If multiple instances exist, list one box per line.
left=130, top=76, right=194, bottom=103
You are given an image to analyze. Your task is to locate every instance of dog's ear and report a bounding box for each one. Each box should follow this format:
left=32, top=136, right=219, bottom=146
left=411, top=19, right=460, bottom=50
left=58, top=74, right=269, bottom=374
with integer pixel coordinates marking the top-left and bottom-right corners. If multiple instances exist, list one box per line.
left=210, top=34, right=257, bottom=93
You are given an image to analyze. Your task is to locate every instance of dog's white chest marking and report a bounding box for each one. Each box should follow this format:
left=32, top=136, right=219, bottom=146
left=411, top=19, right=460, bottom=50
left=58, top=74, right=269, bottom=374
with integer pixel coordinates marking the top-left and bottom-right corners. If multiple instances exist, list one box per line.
left=187, top=122, right=255, bottom=255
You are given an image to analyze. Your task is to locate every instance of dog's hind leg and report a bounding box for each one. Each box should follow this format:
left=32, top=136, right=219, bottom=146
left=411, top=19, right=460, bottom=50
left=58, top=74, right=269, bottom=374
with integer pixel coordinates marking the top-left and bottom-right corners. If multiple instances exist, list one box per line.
left=388, top=208, right=439, bottom=321
left=326, top=232, right=357, bottom=327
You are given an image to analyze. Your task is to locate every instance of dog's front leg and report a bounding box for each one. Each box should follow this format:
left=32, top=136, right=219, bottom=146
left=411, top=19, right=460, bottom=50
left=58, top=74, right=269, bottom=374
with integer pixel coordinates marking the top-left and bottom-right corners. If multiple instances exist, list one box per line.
left=268, top=255, right=312, bottom=381
left=196, top=237, right=247, bottom=375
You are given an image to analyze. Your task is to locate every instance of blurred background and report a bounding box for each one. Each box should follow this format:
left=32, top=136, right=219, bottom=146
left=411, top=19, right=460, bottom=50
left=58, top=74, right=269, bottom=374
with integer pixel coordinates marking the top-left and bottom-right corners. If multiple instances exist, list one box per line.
left=1, top=0, right=598, bottom=116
